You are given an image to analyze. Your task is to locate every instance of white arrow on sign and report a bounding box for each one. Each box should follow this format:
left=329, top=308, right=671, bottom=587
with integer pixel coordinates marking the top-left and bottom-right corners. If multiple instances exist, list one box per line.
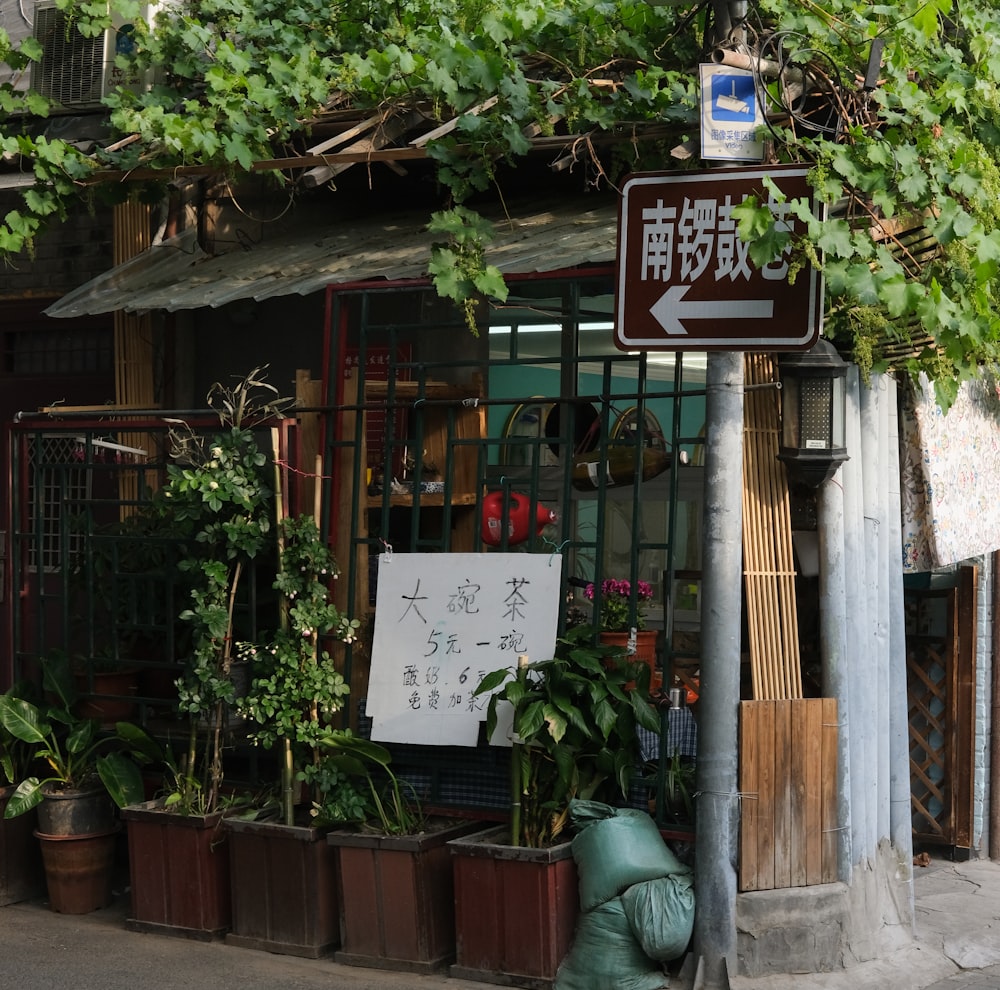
left=649, top=284, right=775, bottom=335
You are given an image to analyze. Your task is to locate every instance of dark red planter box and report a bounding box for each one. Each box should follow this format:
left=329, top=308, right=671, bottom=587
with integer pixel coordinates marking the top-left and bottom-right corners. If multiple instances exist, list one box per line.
left=0, top=786, right=45, bottom=905
left=122, top=800, right=231, bottom=940
left=328, top=818, right=479, bottom=973
left=449, top=825, right=579, bottom=989
left=225, top=817, right=339, bottom=959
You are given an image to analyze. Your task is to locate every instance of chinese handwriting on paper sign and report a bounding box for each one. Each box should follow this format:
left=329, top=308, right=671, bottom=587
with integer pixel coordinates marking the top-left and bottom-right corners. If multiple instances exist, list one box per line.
left=640, top=193, right=796, bottom=288
left=392, top=573, right=534, bottom=714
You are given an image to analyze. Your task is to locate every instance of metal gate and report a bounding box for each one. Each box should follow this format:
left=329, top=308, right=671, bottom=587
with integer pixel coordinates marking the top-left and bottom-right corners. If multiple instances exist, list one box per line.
left=323, top=275, right=707, bottom=819
left=4, top=415, right=270, bottom=721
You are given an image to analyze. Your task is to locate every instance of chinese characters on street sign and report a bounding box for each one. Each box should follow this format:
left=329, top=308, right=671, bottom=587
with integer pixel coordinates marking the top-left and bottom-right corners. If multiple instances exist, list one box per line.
left=366, top=552, right=561, bottom=746
left=614, top=165, right=824, bottom=351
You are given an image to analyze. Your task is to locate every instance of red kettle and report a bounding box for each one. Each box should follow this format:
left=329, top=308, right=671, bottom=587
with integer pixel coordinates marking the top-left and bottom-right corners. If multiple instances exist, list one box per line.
left=481, top=491, right=557, bottom=547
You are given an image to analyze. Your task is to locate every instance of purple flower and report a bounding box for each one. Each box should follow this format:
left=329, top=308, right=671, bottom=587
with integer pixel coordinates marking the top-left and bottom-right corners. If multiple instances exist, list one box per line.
left=583, top=577, right=655, bottom=631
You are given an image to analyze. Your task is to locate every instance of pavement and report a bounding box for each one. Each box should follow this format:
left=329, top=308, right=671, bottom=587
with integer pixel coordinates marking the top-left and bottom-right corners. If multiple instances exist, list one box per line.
left=730, top=853, right=1000, bottom=990
left=4, top=851, right=1000, bottom=989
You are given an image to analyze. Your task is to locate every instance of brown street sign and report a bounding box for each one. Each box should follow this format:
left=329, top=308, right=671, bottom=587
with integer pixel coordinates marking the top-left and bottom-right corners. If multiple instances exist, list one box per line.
left=614, top=165, right=824, bottom=351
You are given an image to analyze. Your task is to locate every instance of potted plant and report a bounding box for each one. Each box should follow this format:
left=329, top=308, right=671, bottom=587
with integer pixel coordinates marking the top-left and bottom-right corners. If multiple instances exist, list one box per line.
left=0, top=656, right=159, bottom=914
left=71, top=657, right=141, bottom=727
left=229, top=506, right=477, bottom=968
left=321, top=731, right=479, bottom=973
left=449, top=626, right=660, bottom=987
left=53, top=513, right=175, bottom=726
left=584, top=577, right=660, bottom=691
left=69, top=509, right=182, bottom=722
left=224, top=512, right=360, bottom=958
left=122, top=368, right=289, bottom=939
left=0, top=655, right=157, bottom=829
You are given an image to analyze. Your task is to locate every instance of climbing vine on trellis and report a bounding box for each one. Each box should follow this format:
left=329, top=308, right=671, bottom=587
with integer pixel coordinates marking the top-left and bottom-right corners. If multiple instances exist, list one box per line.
left=1, top=0, right=999, bottom=405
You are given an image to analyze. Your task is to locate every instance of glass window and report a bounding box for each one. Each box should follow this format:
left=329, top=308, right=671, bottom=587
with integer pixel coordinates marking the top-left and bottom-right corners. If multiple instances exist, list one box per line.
left=4, top=328, right=113, bottom=375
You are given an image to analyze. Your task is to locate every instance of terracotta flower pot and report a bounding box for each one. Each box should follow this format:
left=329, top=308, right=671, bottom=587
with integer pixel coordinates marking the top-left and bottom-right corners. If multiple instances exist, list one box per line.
left=599, top=629, right=661, bottom=691
left=35, top=827, right=119, bottom=915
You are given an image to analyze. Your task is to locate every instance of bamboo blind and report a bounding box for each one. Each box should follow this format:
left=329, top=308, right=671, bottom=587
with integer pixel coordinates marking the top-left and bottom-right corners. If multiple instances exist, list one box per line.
left=113, top=200, right=158, bottom=510
left=742, top=353, right=801, bottom=700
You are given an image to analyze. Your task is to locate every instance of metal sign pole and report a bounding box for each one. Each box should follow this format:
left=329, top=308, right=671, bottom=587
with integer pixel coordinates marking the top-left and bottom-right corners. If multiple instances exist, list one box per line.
left=688, top=348, right=744, bottom=989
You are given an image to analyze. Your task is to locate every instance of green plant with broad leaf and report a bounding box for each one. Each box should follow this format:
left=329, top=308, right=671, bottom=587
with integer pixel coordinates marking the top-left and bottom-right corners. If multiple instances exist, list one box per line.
left=2, top=1, right=1000, bottom=396
left=0, top=655, right=161, bottom=819
left=475, top=624, right=660, bottom=848
left=310, top=731, right=423, bottom=836
left=0, top=680, right=43, bottom=788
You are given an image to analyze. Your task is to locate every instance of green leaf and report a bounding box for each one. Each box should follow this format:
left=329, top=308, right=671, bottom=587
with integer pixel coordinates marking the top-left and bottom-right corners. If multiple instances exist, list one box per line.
left=0, top=696, right=49, bottom=746
left=221, top=133, right=255, bottom=170
left=912, top=0, right=945, bottom=38
left=880, top=275, right=924, bottom=317
left=516, top=699, right=545, bottom=739
left=96, top=753, right=144, bottom=809
left=475, top=667, right=512, bottom=696
left=20, top=36, right=43, bottom=61
left=474, top=264, right=508, bottom=301
left=933, top=199, right=976, bottom=245
left=815, top=221, right=854, bottom=259
left=3, top=777, right=42, bottom=818
left=115, top=721, right=162, bottom=765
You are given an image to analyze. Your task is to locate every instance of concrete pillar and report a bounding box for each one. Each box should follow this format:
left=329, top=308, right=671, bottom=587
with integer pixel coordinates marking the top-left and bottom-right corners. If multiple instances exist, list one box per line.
left=692, top=350, right=744, bottom=988
left=818, top=471, right=852, bottom=881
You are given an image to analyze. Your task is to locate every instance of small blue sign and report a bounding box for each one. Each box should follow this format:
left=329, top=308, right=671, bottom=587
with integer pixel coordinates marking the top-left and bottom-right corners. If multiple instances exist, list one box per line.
left=699, top=64, right=764, bottom=162
left=710, top=73, right=756, bottom=121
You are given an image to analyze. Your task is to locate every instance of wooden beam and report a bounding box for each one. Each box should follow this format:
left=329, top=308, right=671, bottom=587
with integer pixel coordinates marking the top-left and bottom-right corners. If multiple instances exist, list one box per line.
left=409, top=97, right=499, bottom=147
left=79, top=124, right=686, bottom=184
left=301, top=109, right=426, bottom=188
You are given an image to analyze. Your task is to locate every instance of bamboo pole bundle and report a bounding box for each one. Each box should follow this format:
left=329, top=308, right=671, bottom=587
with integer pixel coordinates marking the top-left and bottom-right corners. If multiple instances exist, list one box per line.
left=742, top=354, right=802, bottom=700
left=113, top=200, right=158, bottom=514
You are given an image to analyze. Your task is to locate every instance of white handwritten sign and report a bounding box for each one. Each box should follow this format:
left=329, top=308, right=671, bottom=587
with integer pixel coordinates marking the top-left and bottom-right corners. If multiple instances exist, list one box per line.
left=366, top=552, right=562, bottom=745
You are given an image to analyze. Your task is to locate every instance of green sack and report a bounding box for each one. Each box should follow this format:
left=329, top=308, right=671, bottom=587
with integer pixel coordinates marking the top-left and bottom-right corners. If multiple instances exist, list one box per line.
left=570, top=802, right=689, bottom=912
left=554, top=896, right=668, bottom=990
left=622, top=875, right=696, bottom=962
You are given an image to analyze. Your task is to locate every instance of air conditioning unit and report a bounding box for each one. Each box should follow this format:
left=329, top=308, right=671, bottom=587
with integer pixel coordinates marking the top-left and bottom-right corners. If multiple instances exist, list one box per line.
left=30, top=1, right=161, bottom=109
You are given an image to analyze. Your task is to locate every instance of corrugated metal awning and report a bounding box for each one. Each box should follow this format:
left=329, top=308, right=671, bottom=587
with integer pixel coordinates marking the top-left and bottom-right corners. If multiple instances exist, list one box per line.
left=45, top=197, right=619, bottom=318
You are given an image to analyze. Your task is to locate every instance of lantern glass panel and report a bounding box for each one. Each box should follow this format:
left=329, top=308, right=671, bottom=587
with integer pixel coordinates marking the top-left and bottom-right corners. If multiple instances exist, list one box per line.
left=831, top=375, right=845, bottom=448
left=800, top=378, right=833, bottom=449
left=781, top=375, right=800, bottom=448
